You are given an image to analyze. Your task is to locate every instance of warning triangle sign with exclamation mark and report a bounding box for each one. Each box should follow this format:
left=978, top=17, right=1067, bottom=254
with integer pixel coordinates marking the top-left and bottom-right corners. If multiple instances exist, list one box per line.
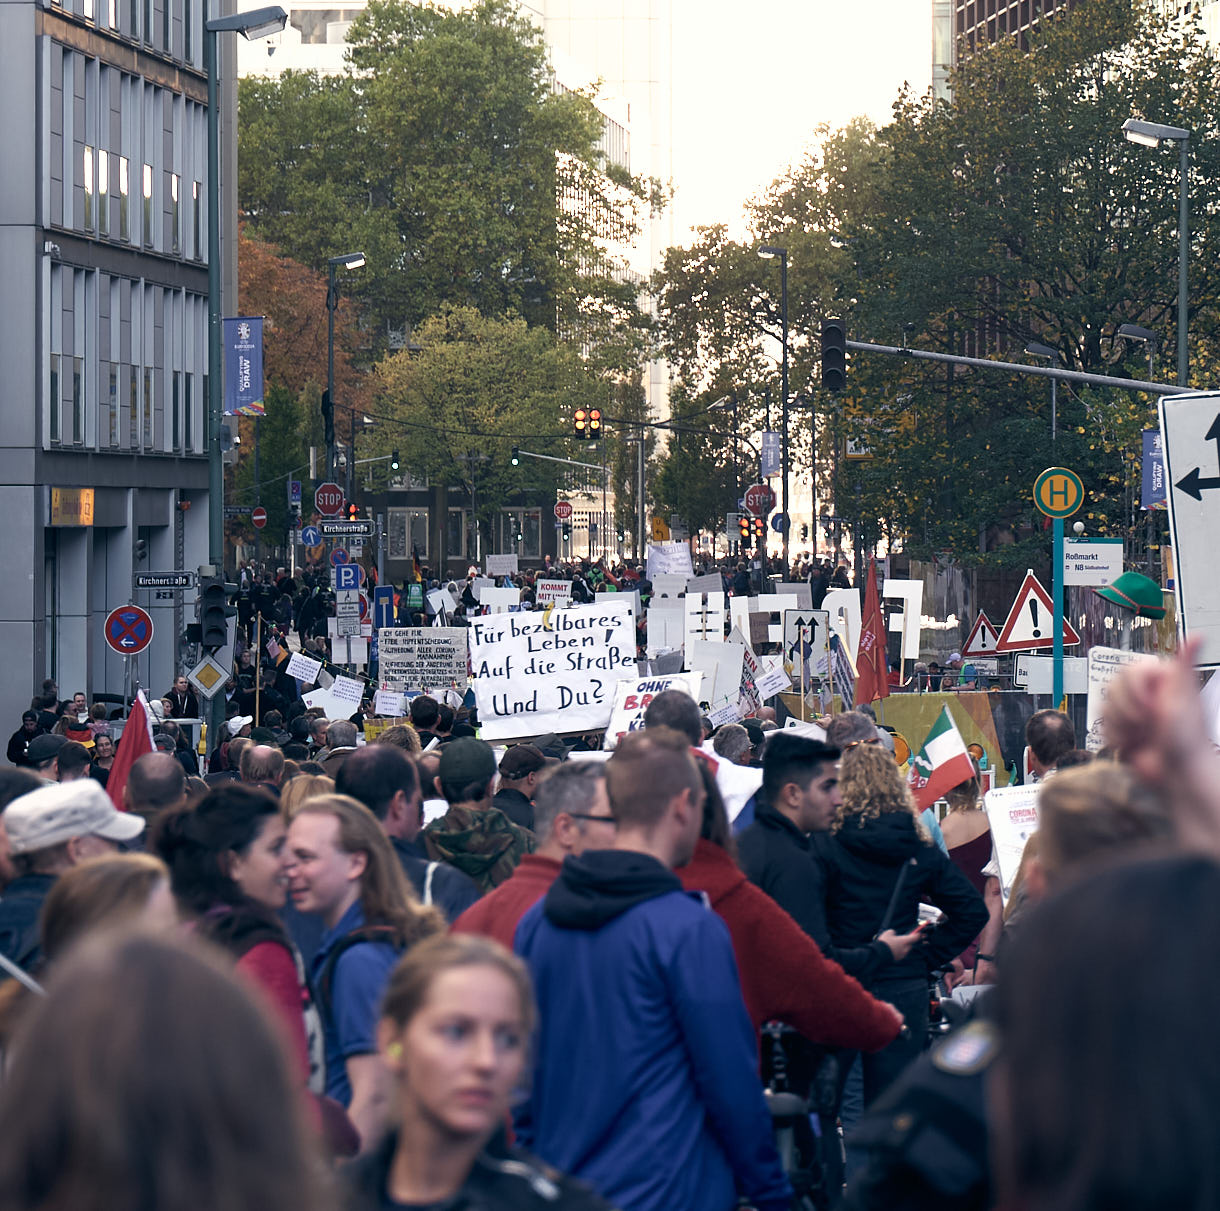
left=995, top=570, right=1081, bottom=653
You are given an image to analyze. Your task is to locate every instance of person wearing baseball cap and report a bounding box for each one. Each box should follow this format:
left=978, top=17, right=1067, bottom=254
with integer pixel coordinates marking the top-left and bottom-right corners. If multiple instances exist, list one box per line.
left=422, top=737, right=536, bottom=892
left=0, top=779, right=145, bottom=971
left=492, top=744, right=548, bottom=831
left=25, top=734, right=67, bottom=783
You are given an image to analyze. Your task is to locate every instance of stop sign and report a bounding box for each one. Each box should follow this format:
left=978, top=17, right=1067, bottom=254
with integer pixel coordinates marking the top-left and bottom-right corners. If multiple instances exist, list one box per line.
left=744, top=483, right=776, bottom=517
left=315, top=482, right=345, bottom=516
left=554, top=500, right=574, bottom=521
left=251, top=506, right=268, bottom=529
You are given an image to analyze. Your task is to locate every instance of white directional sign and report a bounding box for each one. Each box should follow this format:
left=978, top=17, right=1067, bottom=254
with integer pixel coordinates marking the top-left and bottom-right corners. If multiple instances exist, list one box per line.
left=1161, top=392, right=1220, bottom=666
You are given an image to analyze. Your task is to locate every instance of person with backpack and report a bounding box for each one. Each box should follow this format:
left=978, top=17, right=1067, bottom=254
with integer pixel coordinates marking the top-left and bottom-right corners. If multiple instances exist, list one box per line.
left=285, top=794, right=444, bottom=1150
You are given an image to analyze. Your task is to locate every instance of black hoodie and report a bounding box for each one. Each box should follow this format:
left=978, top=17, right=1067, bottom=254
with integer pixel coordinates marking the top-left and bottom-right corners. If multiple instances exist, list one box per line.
left=544, top=850, right=682, bottom=931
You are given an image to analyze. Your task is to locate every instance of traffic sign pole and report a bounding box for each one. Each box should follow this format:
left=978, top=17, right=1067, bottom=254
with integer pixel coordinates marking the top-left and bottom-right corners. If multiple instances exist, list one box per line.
left=1032, top=467, right=1084, bottom=705
left=1053, top=517, right=1064, bottom=705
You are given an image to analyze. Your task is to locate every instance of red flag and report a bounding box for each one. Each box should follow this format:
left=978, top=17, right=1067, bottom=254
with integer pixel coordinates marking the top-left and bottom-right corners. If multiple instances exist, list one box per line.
left=854, top=557, right=890, bottom=707
left=107, top=690, right=155, bottom=810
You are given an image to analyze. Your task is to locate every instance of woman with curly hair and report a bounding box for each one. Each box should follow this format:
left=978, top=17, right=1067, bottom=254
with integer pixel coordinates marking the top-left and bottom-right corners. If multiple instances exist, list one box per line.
left=809, top=742, right=987, bottom=1107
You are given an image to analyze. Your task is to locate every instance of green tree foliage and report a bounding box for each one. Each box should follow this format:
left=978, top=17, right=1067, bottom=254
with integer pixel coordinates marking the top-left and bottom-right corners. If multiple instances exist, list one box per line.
left=371, top=307, right=613, bottom=548
left=238, top=0, right=658, bottom=362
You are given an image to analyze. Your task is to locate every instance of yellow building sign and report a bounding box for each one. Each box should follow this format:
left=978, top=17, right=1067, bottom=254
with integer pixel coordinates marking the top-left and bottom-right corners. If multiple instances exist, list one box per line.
left=50, top=487, right=95, bottom=526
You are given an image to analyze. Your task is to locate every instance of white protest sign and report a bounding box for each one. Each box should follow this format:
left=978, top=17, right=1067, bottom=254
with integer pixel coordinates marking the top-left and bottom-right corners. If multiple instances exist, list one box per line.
left=480, top=587, right=520, bottom=614
left=302, top=686, right=359, bottom=719
left=822, top=587, right=862, bottom=663
left=426, top=589, right=455, bottom=617
left=471, top=577, right=495, bottom=602
left=684, top=591, right=725, bottom=651
left=468, top=600, right=637, bottom=741
left=687, top=638, right=744, bottom=708
left=374, top=689, right=406, bottom=718
left=686, top=573, right=724, bottom=597
left=984, top=785, right=1040, bottom=905
left=1013, top=654, right=1087, bottom=696
left=645, top=604, right=685, bottom=656
left=708, top=700, right=743, bottom=728
left=645, top=542, right=694, bottom=579
left=535, top=579, right=573, bottom=607
left=378, top=628, right=469, bottom=694
left=883, top=578, right=924, bottom=662
left=485, top=554, right=519, bottom=576
left=1085, top=646, right=1146, bottom=750
left=754, top=654, right=792, bottom=700
left=330, top=675, right=365, bottom=711
left=650, top=574, right=688, bottom=600
left=602, top=671, right=703, bottom=749
left=286, top=651, right=323, bottom=684
left=1063, top=537, right=1123, bottom=586
left=597, top=589, right=639, bottom=617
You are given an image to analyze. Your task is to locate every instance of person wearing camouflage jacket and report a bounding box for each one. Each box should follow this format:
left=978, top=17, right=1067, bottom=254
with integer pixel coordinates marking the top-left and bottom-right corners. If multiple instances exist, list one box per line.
left=423, top=737, right=536, bottom=892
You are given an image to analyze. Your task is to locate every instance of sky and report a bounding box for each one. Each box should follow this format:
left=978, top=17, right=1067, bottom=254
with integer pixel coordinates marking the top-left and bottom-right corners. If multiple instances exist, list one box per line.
left=667, top=0, right=933, bottom=242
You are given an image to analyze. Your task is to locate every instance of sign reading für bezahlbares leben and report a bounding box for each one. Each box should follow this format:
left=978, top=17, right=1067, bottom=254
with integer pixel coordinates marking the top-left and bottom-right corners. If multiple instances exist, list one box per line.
left=470, top=600, right=637, bottom=740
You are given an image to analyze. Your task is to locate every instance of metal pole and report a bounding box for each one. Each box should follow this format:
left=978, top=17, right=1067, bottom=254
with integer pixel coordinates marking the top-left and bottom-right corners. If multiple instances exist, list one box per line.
left=254, top=417, right=261, bottom=569
left=326, top=264, right=336, bottom=480
left=1178, top=138, right=1189, bottom=387
left=1053, top=517, right=1064, bottom=704
left=205, top=25, right=222, bottom=571
left=1051, top=377, right=1057, bottom=445
left=636, top=437, right=645, bottom=560
left=779, top=252, right=790, bottom=578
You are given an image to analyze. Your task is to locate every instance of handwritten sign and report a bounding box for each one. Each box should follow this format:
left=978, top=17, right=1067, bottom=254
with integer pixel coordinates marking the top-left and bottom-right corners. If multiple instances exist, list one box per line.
left=984, top=785, right=1040, bottom=905
left=485, top=554, right=519, bottom=576
left=602, top=671, right=703, bottom=749
left=535, top=579, right=573, bottom=607
left=374, top=689, right=406, bottom=718
left=378, top=628, right=469, bottom=694
left=286, top=651, right=323, bottom=684
left=330, top=675, right=365, bottom=710
left=645, top=543, right=693, bottom=579
left=469, top=600, right=637, bottom=741
left=1085, top=646, right=1146, bottom=750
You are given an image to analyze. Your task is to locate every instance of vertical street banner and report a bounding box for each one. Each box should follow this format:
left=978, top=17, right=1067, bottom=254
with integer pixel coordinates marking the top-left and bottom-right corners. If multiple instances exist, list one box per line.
left=760, top=432, right=781, bottom=478
left=1141, top=429, right=1166, bottom=510
left=223, top=316, right=265, bottom=416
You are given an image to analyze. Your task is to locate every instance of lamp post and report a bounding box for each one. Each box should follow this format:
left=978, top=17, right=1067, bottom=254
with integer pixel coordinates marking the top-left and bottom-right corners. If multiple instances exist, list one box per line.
left=326, top=252, right=366, bottom=485
left=205, top=5, right=286, bottom=574
left=1122, top=117, right=1191, bottom=386
left=1025, top=342, right=1058, bottom=443
left=1117, top=323, right=1159, bottom=381
left=759, top=245, right=789, bottom=577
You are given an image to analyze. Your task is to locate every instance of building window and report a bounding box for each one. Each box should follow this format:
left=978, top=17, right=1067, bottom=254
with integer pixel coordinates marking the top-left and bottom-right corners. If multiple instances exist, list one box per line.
left=184, top=372, right=192, bottom=450
left=108, top=0, right=117, bottom=29
left=129, top=365, right=139, bottom=450
left=83, top=146, right=94, bottom=231
left=192, top=180, right=202, bottom=260
left=162, top=0, right=170, bottom=50
left=172, top=370, right=180, bottom=451
left=97, top=150, right=109, bottom=236
left=143, top=0, right=151, bottom=43
left=118, top=156, right=129, bottom=241
left=388, top=509, right=428, bottom=560
left=83, top=0, right=94, bottom=20
left=49, top=354, right=61, bottom=445
left=447, top=509, right=466, bottom=560
left=142, top=162, right=153, bottom=246
left=499, top=509, right=542, bottom=559
left=170, top=172, right=180, bottom=253
left=102, top=363, right=117, bottom=448
left=72, top=357, right=84, bottom=445
left=143, top=366, right=153, bottom=447
left=128, top=0, right=138, bottom=40
left=184, top=0, right=192, bottom=60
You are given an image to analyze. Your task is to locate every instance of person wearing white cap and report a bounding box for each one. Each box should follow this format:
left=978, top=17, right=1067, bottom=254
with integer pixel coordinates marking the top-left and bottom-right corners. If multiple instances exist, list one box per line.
left=0, top=780, right=145, bottom=972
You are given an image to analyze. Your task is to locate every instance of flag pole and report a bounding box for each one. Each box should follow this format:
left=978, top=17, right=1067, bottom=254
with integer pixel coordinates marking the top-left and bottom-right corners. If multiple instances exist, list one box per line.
left=255, top=612, right=262, bottom=725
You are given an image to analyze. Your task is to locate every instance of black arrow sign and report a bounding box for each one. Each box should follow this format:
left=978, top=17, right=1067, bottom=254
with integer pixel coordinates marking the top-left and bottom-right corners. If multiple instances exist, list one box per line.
left=1176, top=415, right=1220, bottom=501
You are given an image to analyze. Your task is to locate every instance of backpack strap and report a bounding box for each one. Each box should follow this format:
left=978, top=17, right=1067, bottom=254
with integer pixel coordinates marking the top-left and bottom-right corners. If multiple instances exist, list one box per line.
left=423, top=861, right=438, bottom=907
left=313, top=923, right=401, bottom=1027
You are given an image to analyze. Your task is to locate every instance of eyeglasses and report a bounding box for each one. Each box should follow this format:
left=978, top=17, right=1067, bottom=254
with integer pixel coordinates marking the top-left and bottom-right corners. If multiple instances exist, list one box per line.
left=566, top=813, right=616, bottom=824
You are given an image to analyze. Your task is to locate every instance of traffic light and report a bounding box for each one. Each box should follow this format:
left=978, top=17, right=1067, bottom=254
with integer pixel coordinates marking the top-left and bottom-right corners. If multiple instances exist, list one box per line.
left=588, top=408, right=603, bottom=439
left=511, top=446, right=520, bottom=466
left=738, top=516, right=751, bottom=541
left=801, top=523, right=809, bottom=542
left=199, top=578, right=228, bottom=650
left=573, top=408, right=588, bottom=437
left=134, top=538, right=148, bottom=563
left=390, top=449, right=400, bottom=471
left=348, top=502, right=359, bottom=520
left=753, top=517, right=765, bottom=540
left=821, top=318, right=847, bottom=392
left=562, top=522, right=572, bottom=542
left=321, top=389, right=335, bottom=445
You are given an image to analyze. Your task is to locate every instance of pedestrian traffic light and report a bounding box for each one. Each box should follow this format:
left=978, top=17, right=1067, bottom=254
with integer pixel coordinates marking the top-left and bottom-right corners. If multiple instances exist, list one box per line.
left=511, top=446, right=520, bottom=465
left=573, top=408, right=588, bottom=437
left=738, top=516, right=751, bottom=540
left=390, top=449, right=400, bottom=471
left=821, top=318, right=847, bottom=392
left=199, top=578, right=228, bottom=650
left=321, top=389, right=335, bottom=445
left=588, top=408, right=603, bottom=439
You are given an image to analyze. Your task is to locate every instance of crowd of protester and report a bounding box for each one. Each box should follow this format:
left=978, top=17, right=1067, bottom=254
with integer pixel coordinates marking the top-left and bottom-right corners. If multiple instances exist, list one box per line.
left=0, top=626, right=1215, bottom=1211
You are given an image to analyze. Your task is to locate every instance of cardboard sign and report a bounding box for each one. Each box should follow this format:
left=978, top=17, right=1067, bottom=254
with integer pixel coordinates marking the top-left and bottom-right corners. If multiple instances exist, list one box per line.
left=686, top=638, right=744, bottom=708
left=485, top=554, right=519, bottom=576
left=602, top=671, right=703, bottom=749
left=469, top=600, right=637, bottom=741
left=686, top=573, right=725, bottom=597
left=645, top=543, right=694, bottom=579
left=984, top=785, right=1040, bottom=905
left=535, top=579, right=573, bottom=607
left=378, top=628, right=469, bottom=694
left=373, top=689, right=407, bottom=718
left=684, top=591, right=726, bottom=651
left=479, top=587, right=520, bottom=614
left=1085, top=646, right=1146, bottom=750
left=286, top=651, right=323, bottom=684
left=650, top=574, right=688, bottom=600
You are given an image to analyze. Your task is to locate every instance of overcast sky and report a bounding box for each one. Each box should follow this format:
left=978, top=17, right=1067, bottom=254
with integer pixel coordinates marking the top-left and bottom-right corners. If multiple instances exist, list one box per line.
left=668, top=0, right=933, bottom=240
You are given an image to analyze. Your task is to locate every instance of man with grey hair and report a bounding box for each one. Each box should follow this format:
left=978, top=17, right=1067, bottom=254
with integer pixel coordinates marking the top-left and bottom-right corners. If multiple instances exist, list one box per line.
left=451, top=763, right=615, bottom=948
left=712, top=723, right=753, bottom=766
left=320, top=719, right=359, bottom=777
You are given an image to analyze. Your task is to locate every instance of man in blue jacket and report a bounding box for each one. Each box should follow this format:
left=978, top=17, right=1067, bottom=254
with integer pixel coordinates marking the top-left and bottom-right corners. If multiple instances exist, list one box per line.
left=514, top=727, right=791, bottom=1211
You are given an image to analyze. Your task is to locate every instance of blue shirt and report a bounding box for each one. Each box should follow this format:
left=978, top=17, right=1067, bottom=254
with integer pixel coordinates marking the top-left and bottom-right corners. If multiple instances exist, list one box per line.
left=310, top=901, right=400, bottom=1105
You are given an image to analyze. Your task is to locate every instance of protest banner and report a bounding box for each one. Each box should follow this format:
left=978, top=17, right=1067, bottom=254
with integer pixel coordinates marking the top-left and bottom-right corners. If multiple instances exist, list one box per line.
left=378, top=628, right=469, bottom=694
left=468, top=600, right=637, bottom=741
left=602, top=671, right=703, bottom=749
left=984, top=785, right=1040, bottom=905
left=480, top=587, right=520, bottom=614
left=535, top=579, right=573, bottom=607
left=645, top=543, right=694, bottom=579
left=1085, top=646, right=1146, bottom=750
left=373, top=689, right=406, bottom=718
left=485, top=554, right=519, bottom=576
left=286, top=651, right=322, bottom=684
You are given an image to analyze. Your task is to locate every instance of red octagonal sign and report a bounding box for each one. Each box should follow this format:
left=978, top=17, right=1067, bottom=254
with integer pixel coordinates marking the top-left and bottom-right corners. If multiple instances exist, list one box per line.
left=314, top=482, right=345, bottom=517
left=744, top=483, right=776, bottom=518
left=554, top=500, right=574, bottom=521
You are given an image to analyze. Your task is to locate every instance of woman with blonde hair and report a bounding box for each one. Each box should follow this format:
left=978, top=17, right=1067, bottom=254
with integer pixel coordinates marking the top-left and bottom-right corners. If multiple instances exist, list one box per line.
left=285, top=794, right=444, bottom=1150
left=343, top=934, right=611, bottom=1210
left=809, top=741, right=986, bottom=1107
left=280, top=773, right=335, bottom=817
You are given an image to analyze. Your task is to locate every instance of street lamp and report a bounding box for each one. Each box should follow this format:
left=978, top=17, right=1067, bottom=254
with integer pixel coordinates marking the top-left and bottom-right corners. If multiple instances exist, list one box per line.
left=1122, top=117, right=1191, bottom=386
left=759, top=245, right=789, bottom=576
left=326, top=252, right=366, bottom=484
left=205, top=5, right=286, bottom=574
left=1025, top=342, right=1058, bottom=443
left=1117, top=323, right=1159, bottom=381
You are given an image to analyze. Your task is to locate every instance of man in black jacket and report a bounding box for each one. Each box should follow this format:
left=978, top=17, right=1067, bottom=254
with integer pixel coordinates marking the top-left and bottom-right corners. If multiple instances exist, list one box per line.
left=334, top=744, right=480, bottom=922
left=492, top=744, right=547, bottom=831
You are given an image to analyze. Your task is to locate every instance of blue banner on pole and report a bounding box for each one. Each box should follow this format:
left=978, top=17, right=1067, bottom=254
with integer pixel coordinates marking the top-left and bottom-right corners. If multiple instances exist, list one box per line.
left=223, top=316, right=265, bottom=416
left=1141, top=429, right=1166, bottom=510
left=760, top=432, right=781, bottom=479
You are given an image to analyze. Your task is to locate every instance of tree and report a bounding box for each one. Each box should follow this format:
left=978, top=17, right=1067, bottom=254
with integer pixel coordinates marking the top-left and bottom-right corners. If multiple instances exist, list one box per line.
left=238, top=0, right=659, bottom=364
left=371, top=306, right=613, bottom=549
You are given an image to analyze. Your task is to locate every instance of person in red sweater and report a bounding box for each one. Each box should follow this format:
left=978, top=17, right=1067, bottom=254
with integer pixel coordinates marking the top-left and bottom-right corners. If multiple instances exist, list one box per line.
left=450, top=763, right=615, bottom=948
left=678, top=766, right=903, bottom=1054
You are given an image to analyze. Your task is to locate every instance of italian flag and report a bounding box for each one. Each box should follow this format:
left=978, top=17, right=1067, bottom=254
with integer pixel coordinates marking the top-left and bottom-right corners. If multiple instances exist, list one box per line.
left=907, top=706, right=975, bottom=810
